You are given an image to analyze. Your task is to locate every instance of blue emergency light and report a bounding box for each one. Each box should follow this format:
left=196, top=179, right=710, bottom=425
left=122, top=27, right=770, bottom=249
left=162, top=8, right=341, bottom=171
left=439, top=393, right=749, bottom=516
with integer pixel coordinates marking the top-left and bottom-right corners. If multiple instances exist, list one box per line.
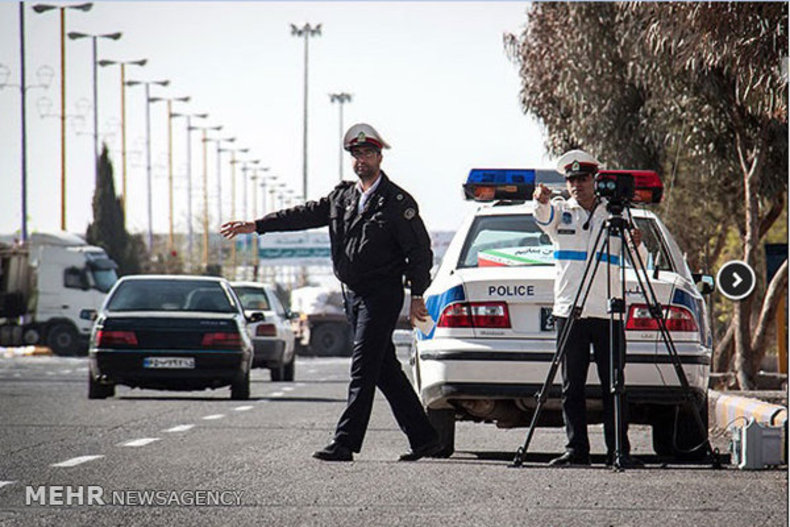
left=463, top=169, right=536, bottom=202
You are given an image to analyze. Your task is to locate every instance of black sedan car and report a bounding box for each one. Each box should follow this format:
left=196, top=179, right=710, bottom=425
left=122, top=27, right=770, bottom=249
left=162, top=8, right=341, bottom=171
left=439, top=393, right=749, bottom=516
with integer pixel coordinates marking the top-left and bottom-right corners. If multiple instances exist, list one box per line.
left=84, top=276, right=256, bottom=400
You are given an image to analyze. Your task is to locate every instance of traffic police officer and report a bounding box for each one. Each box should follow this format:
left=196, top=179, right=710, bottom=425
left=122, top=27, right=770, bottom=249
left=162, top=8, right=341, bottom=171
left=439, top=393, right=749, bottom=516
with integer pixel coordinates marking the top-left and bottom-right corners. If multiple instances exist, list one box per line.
left=220, top=123, right=441, bottom=462
left=533, top=149, right=646, bottom=467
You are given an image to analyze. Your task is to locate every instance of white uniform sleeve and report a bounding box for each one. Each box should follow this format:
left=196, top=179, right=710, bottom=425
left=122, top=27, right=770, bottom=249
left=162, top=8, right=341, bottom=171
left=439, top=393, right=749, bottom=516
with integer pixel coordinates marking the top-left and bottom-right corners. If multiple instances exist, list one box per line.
left=534, top=198, right=562, bottom=235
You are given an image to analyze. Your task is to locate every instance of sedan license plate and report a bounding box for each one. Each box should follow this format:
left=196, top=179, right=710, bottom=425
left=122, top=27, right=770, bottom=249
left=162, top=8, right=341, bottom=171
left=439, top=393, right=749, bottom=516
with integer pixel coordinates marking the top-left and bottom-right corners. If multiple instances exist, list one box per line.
left=143, top=357, right=195, bottom=369
left=540, top=307, right=556, bottom=332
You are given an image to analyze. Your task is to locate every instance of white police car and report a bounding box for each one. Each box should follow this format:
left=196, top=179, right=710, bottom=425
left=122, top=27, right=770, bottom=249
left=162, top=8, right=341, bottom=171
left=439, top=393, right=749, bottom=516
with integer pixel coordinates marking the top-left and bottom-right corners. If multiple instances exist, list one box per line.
left=412, top=169, right=714, bottom=459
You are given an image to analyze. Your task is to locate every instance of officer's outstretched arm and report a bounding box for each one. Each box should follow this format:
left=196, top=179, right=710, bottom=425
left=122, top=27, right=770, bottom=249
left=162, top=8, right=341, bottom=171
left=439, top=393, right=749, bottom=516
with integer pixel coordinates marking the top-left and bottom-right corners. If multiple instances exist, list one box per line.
left=254, top=196, right=331, bottom=234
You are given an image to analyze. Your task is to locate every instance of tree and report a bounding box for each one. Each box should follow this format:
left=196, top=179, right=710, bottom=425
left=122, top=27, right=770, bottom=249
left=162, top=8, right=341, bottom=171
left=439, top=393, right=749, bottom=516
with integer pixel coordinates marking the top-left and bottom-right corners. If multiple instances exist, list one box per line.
left=506, top=2, right=788, bottom=388
left=86, top=144, right=143, bottom=276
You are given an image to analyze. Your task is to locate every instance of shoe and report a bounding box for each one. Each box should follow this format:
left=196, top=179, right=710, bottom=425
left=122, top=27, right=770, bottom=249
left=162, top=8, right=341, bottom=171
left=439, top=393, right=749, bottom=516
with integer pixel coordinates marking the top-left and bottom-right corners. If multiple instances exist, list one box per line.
left=312, top=441, right=353, bottom=462
left=548, top=451, right=591, bottom=466
left=606, top=452, right=644, bottom=468
left=398, top=438, right=444, bottom=462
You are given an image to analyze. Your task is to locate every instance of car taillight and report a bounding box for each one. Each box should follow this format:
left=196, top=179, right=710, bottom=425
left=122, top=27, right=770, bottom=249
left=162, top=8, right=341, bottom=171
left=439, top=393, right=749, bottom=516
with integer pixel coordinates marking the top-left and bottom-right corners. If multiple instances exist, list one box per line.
left=626, top=304, right=698, bottom=332
left=96, top=330, right=138, bottom=347
left=437, top=302, right=511, bottom=329
left=255, top=324, right=277, bottom=337
left=201, top=332, right=242, bottom=349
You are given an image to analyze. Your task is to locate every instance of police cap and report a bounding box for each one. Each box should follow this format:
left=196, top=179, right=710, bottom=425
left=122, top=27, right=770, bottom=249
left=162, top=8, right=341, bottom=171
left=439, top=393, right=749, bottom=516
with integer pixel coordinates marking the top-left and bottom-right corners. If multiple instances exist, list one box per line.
left=556, top=149, right=600, bottom=178
left=343, top=123, right=390, bottom=152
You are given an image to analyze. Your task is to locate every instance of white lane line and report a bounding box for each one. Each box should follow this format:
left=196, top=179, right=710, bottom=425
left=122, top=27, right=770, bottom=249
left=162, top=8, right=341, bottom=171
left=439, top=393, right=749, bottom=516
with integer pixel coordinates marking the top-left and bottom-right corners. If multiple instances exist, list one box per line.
left=164, top=424, right=195, bottom=433
left=120, top=438, right=161, bottom=447
left=295, top=383, right=306, bottom=387
left=269, top=391, right=285, bottom=397
left=45, top=371, right=55, bottom=376
left=282, top=386, right=295, bottom=392
left=51, top=455, right=104, bottom=467
left=233, top=406, right=253, bottom=412
left=59, top=369, right=72, bottom=374
left=202, top=414, right=225, bottom=420
left=0, top=481, right=16, bottom=489
left=13, top=373, right=21, bottom=378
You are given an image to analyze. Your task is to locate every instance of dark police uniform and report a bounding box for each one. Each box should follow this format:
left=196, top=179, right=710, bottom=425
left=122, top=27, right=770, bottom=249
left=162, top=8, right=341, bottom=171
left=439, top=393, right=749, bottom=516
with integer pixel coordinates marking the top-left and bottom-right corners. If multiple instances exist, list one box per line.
left=254, top=171, right=438, bottom=454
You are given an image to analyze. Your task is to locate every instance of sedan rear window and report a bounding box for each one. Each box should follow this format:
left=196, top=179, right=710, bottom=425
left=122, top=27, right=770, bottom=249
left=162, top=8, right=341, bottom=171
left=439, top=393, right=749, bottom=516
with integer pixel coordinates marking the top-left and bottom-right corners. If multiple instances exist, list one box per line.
left=458, top=214, right=553, bottom=268
left=106, top=280, right=237, bottom=313
left=232, top=286, right=271, bottom=311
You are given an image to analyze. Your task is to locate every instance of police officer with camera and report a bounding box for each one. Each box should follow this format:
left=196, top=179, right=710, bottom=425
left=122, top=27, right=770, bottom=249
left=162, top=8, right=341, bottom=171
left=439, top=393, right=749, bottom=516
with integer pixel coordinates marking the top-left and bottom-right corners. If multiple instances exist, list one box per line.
left=533, top=149, right=646, bottom=467
left=220, top=123, right=441, bottom=462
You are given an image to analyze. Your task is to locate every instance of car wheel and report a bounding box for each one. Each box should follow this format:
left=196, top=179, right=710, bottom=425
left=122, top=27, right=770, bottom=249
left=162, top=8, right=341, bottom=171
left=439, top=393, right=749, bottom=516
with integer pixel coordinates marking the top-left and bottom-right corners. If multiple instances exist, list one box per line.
left=231, top=370, right=250, bottom=400
left=270, top=365, right=284, bottom=382
left=88, top=373, right=115, bottom=399
left=651, top=401, right=709, bottom=460
left=311, top=323, right=351, bottom=357
left=282, top=355, right=295, bottom=382
left=427, top=408, right=455, bottom=458
left=48, top=323, right=81, bottom=356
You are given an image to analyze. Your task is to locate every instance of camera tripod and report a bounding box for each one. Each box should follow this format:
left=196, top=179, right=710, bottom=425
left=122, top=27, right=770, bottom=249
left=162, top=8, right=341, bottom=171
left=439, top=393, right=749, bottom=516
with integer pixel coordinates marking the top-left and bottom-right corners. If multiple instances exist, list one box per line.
left=511, top=200, right=719, bottom=470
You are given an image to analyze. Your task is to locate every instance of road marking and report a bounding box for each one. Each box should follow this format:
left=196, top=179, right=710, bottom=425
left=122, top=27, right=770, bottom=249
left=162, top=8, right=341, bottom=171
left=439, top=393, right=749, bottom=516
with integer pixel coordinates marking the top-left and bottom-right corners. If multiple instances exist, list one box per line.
left=282, top=386, right=295, bottom=392
left=269, top=391, right=285, bottom=397
left=51, top=455, right=104, bottom=467
left=45, top=371, right=55, bottom=376
left=59, top=369, right=72, bottom=374
left=202, top=414, right=225, bottom=420
left=0, top=481, right=16, bottom=489
left=120, top=438, right=161, bottom=447
left=164, top=424, right=195, bottom=433
left=233, top=406, right=253, bottom=412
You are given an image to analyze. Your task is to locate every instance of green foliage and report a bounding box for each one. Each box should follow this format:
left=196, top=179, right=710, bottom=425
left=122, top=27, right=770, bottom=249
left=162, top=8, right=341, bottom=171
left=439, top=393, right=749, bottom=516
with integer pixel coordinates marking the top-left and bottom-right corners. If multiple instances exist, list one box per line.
left=85, top=145, right=145, bottom=276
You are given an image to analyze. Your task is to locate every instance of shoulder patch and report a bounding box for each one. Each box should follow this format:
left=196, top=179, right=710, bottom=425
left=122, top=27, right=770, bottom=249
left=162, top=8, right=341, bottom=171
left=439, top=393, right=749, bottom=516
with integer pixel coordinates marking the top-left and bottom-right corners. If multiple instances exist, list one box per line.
left=403, top=207, right=416, bottom=220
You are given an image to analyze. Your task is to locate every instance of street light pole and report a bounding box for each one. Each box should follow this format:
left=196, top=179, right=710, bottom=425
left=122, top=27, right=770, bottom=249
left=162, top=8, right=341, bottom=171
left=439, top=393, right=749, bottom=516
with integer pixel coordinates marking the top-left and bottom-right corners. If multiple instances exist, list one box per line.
left=97, top=58, right=146, bottom=221
left=126, top=79, right=169, bottom=250
left=175, top=112, right=209, bottom=269
left=33, top=2, right=93, bottom=231
left=329, top=92, right=352, bottom=181
left=67, top=30, right=122, bottom=181
left=291, top=22, right=322, bottom=202
left=150, top=95, right=190, bottom=252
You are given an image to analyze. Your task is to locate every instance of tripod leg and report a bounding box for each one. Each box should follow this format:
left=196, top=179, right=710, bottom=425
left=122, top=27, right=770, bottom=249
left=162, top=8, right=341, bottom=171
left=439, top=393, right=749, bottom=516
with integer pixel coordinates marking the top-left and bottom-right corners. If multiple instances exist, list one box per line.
left=623, top=228, right=718, bottom=466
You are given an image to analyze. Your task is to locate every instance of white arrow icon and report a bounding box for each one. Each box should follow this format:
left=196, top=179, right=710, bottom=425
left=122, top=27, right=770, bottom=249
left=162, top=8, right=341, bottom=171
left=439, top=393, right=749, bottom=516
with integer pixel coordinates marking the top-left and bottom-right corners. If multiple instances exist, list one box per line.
left=731, top=272, right=743, bottom=289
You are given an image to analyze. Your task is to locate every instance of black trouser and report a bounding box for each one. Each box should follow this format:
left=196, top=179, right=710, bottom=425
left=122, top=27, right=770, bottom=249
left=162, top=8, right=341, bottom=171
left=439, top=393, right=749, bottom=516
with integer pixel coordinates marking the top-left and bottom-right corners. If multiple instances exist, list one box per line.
left=555, top=316, right=630, bottom=457
left=333, top=282, right=437, bottom=452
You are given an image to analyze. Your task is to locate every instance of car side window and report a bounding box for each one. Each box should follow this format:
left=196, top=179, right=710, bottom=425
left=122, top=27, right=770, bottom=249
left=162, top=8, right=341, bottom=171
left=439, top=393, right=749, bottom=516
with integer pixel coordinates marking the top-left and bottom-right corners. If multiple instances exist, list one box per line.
left=63, top=266, right=88, bottom=290
left=630, top=217, right=674, bottom=272
left=268, top=290, right=287, bottom=318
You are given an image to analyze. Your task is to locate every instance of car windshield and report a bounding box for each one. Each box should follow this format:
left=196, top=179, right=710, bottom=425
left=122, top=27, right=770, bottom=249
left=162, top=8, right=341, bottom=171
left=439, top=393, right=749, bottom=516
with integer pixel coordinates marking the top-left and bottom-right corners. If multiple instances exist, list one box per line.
left=106, top=280, right=237, bottom=313
left=91, top=268, right=118, bottom=293
left=458, top=213, right=672, bottom=271
left=232, top=286, right=271, bottom=311
left=458, top=214, right=554, bottom=268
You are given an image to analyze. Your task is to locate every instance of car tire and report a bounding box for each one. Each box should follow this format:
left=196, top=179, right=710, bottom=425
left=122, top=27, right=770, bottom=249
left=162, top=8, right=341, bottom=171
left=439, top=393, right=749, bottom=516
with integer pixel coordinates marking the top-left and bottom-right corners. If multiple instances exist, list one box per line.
left=427, top=408, right=455, bottom=458
left=48, top=323, right=81, bottom=356
left=88, top=373, right=115, bottom=399
left=231, top=370, right=250, bottom=400
left=270, top=365, right=283, bottom=382
left=282, top=355, right=295, bottom=382
left=651, top=400, right=709, bottom=461
left=310, top=323, right=351, bottom=357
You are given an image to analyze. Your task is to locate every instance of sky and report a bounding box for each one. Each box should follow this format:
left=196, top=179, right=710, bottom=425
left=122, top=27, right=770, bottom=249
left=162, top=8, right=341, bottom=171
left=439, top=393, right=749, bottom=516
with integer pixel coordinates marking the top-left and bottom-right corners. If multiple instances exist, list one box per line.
left=0, top=1, right=551, bottom=240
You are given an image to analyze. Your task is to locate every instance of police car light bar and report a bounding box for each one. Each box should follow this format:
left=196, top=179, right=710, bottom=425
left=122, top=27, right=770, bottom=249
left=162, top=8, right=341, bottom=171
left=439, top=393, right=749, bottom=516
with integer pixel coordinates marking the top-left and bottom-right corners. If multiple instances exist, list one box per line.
left=598, top=170, right=664, bottom=204
left=463, top=169, right=535, bottom=202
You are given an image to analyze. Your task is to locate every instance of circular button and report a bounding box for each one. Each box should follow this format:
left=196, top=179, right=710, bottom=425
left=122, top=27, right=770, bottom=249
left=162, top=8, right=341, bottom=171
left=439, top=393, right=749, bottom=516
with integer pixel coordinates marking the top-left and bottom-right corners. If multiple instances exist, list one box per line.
left=716, top=260, right=756, bottom=300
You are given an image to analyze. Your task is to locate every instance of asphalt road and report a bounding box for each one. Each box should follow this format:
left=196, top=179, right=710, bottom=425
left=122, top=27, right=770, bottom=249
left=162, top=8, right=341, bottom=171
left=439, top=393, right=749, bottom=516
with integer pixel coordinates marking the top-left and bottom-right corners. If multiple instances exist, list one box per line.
left=0, top=353, right=786, bottom=526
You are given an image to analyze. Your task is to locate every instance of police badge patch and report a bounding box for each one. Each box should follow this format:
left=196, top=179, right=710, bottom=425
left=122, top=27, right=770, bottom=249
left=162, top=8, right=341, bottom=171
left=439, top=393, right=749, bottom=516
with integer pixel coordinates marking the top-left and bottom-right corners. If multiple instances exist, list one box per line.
left=562, top=212, right=572, bottom=224
left=403, top=208, right=416, bottom=220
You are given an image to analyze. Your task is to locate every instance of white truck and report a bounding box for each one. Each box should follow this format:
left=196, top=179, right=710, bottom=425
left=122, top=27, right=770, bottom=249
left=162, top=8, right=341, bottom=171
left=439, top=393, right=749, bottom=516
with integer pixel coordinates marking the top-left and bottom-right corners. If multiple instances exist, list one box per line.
left=0, top=232, right=119, bottom=355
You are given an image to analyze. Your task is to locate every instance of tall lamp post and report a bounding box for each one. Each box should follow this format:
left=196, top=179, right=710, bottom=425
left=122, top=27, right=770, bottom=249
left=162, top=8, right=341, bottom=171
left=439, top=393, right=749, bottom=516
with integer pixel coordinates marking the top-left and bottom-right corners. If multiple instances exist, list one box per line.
left=173, top=111, right=208, bottom=270
left=97, top=58, right=146, bottom=220
left=67, top=30, right=122, bottom=181
left=126, top=78, right=169, bottom=250
left=329, top=92, right=352, bottom=181
left=149, top=94, right=190, bottom=252
left=192, top=125, right=223, bottom=270
left=32, top=2, right=92, bottom=231
left=225, top=147, right=250, bottom=278
left=0, top=7, right=54, bottom=241
left=290, top=22, right=321, bottom=202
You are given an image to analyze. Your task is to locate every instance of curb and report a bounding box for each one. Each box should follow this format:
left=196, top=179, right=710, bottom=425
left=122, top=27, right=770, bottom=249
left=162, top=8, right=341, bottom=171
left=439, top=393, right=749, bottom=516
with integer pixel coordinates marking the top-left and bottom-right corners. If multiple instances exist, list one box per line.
left=708, top=389, right=788, bottom=430
left=1, top=346, right=53, bottom=358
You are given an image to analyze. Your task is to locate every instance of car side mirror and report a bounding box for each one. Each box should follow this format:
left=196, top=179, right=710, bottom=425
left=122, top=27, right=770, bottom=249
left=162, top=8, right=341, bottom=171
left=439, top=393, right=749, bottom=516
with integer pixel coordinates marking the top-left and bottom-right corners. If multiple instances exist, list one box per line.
left=692, top=273, right=715, bottom=295
left=246, top=311, right=265, bottom=323
left=80, top=309, right=98, bottom=321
